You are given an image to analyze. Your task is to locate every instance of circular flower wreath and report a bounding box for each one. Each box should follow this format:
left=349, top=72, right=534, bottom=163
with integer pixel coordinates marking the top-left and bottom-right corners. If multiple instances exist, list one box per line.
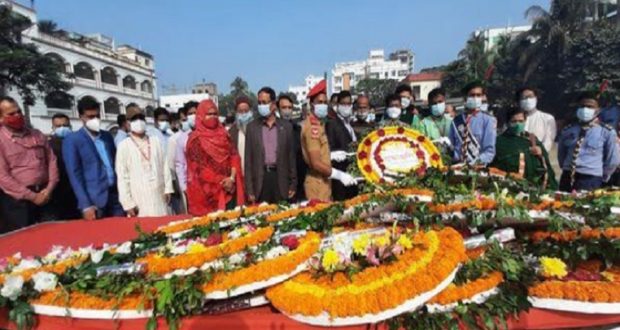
left=357, top=126, right=443, bottom=184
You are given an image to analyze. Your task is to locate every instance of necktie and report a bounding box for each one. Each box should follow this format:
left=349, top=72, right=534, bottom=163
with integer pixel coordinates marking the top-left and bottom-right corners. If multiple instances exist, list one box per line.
left=460, top=115, right=480, bottom=164
left=569, top=123, right=594, bottom=186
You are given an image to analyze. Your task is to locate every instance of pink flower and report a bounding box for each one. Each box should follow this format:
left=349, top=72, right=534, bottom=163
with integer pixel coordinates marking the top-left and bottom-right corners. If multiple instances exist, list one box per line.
left=366, top=247, right=380, bottom=266
left=392, top=244, right=403, bottom=255
left=281, top=235, right=299, bottom=250
left=246, top=224, right=257, bottom=232
left=205, top=233, right=223, bottom=246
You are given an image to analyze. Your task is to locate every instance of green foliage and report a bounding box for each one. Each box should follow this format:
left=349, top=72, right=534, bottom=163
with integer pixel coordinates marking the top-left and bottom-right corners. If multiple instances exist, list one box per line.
left=352, top=78, right=399, bottom=108
left=0, top=6, right=71, bottom=105
left=217, top=77, right=257, bottom=115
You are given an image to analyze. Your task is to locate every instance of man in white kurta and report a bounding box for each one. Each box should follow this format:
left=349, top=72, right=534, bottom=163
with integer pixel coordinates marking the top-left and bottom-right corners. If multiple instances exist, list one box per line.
left=116, top=109, right=173, bottom=217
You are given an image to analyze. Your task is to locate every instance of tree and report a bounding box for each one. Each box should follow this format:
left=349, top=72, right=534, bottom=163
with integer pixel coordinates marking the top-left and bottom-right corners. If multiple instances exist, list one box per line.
left=217, top=77, right=256, bottom=116
left=353, top=79, right=399, bottom=108
left=441, top=33, right=494, bottom=97
left=0, top=6, right=71, bottom=118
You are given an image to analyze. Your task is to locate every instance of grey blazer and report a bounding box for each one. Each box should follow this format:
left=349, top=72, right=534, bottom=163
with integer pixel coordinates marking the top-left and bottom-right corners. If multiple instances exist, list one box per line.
left=244, top=118, right=297, bottom=199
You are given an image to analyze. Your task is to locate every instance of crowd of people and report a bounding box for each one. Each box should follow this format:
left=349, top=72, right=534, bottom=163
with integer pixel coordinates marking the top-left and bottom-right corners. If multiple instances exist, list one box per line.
left=0, top=79, right=619, bottom=233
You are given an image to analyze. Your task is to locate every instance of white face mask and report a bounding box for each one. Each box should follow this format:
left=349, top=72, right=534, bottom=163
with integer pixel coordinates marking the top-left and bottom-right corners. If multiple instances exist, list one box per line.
left=337, top=105, right=353, bottom=118
left=465, top=97, right=483, bottom=110
left=401, top=97, right=411, bottom=108
left=85, top=118, right=101, bottom=132
left=386, top=107, right=402, bottom=119
left=187, top=114, right=196, bottom=129
left=181, top=120, right=191, bottom=132
left=480, top=103, right=489, bottom=112
left=258, top=104, right=271, bottom=117
left=158, top=121, right=170, bottom=132
left=520, top=97, right=537, bottom=112
left=130, top=119, right=146, bottom=134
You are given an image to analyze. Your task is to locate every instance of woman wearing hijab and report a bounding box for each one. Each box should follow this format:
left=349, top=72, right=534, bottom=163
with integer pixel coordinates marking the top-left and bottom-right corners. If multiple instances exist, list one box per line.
left=490, top=107, right=557, bottom=190
left=186, top=100, right=245, bottom=215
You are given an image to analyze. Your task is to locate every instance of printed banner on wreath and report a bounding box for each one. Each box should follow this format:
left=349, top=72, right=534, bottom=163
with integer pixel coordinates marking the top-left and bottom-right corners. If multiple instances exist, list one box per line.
left=357, top=126, right=443, bottom=183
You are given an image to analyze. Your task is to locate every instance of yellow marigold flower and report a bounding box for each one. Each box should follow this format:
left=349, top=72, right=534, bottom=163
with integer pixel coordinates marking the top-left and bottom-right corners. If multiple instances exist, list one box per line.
left=352, top=234, right=370, bottom=255
left=374, top=234, right=390, bottom=248
left=396, top=235, right=413, bottom=250
left=187, top=242, right=207, bottom=254
left=321, top=249, right=340, bottom=272
left=540, top=256, right=568, bottom=278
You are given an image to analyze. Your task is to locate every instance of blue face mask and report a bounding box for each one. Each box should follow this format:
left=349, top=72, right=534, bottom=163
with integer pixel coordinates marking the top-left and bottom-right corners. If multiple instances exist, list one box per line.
left=181, top=121, right=191, bottom=132
left=576, top=107, right=597, bottom=122
left=431, top=102, right=446, bottom=117
left=54, top=126, right=71, bottom=138
left=258, top=104, right=271, bottom=117
left=314, top=104, right=328, bottom=119
left=236, top=111, right=253, bottom=125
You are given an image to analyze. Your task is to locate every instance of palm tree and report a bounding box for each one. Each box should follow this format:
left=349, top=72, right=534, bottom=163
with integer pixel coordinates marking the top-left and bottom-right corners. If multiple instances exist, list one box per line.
left=518, top=0, right=592, bottom=81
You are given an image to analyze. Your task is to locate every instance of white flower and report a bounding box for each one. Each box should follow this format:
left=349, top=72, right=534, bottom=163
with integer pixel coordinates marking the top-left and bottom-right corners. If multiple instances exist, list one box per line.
left=43, top=246, right=64, bottom=263
left=228, top=253, right=244, bottom=265
left=265, top=246, right=287, bottom=260
left=12, top=259, right=42, bottom=272
left=12, top=252, right=21, bottom=260
left=32, top=271, right=57, bottom=292
left=116, top=242, right=132, bottom=254
left=170, top=245, right=186, bottom=255
left=90, top=250, right=105, bottom=264
left=1, top=275, right=24, bottom=300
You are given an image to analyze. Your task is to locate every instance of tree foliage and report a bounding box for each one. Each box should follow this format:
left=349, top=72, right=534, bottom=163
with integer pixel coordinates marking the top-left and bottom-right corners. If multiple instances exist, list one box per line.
left=0, top=6, right=71, bottom=105
left=217, top=76, right=256, bottom=115
left=352, top=78, right=399, bottom=108
left=441, top=0, right=620, bottom=119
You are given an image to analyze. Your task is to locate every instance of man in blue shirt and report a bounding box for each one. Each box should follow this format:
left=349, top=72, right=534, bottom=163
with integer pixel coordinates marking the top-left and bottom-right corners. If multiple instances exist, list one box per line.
left=558, top=91, right=620, bottom=192
left=114, top=114, right=129, bottom=147
left=63, top=98, right=124, bottom=220
left=448, top=81, right=497, bottom=166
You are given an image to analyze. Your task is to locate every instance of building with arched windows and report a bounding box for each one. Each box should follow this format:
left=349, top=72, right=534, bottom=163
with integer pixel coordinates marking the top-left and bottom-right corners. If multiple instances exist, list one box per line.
left=1, top=0, right=158, bottom=134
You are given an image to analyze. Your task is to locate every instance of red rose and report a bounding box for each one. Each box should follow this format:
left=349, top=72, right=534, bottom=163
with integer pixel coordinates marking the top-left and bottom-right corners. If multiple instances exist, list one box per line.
left=281, top=235, right=300, bottom=250
left=416, top=150, right=425, bottom=159
left=431, top=153, right=440, bottom=161
left=417, top=136, right=426, bottom=142
left=397, top=127, right=405, bottom=134
left=205, top=233, right=223, bottom=246
left=364, top=164, right=372, bottom=173
left=307, top=199, right=325, bottom=207
left=358, top=151, right=367, bottom=159
left=377, top=129, right=385, bottom=137
left=379, top=164, right=386, bottom=171
left=364, top=139, right=372, bottom=146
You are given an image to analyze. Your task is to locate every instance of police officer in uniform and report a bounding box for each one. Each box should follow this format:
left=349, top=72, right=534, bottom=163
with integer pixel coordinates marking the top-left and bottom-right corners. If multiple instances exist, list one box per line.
left=557, top=91, right=620, bottom=192
left=448, top=81, right=497, bottom=166
left=301, top=80, right=357, bottom=201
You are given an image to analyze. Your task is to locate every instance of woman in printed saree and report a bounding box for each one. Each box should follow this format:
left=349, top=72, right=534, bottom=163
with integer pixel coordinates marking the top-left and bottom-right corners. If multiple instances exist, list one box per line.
left=490, top=107, right=558, bottom=190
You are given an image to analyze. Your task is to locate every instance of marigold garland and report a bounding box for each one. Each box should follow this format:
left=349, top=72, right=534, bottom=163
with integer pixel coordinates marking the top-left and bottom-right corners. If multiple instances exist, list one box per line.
left=530, top=227, right=620, bottom=243
left=137, top=226, right=275, bottom=276
left=266, top=227, right=466, bottom=318
left=158, top=204, right=278, bottom=235
left=202, top=232, right=321, bottom=293
left=428, top=271, right=503, bottom=305
left=266, top=204, right=331, bottom=223
left=31, top=290, right=150, bottom=310
left=343, top=188, right=434, bottom=208
left=0, top=255, right=87, bottom=285
left=529, top=280, right=620, bottom=303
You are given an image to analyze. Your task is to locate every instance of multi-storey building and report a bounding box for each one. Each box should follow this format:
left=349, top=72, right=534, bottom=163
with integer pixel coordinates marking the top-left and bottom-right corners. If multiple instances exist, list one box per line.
left=1, top=0, right=157, bottom=133
left=331, top=49, right=414, bottom=94
left=287, top=74, right=323, bottom=106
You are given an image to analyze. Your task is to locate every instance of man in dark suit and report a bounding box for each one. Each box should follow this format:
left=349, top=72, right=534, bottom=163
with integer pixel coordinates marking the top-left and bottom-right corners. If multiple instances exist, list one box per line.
left=326, top=91, right=358, bottom=201
left=63, top=98, right=124, bottom=220
left=277, top=94, right=306, bottom=202
left=245, top=87, right=297, bottom=204
left=48, top=113, right=80, bottom=220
